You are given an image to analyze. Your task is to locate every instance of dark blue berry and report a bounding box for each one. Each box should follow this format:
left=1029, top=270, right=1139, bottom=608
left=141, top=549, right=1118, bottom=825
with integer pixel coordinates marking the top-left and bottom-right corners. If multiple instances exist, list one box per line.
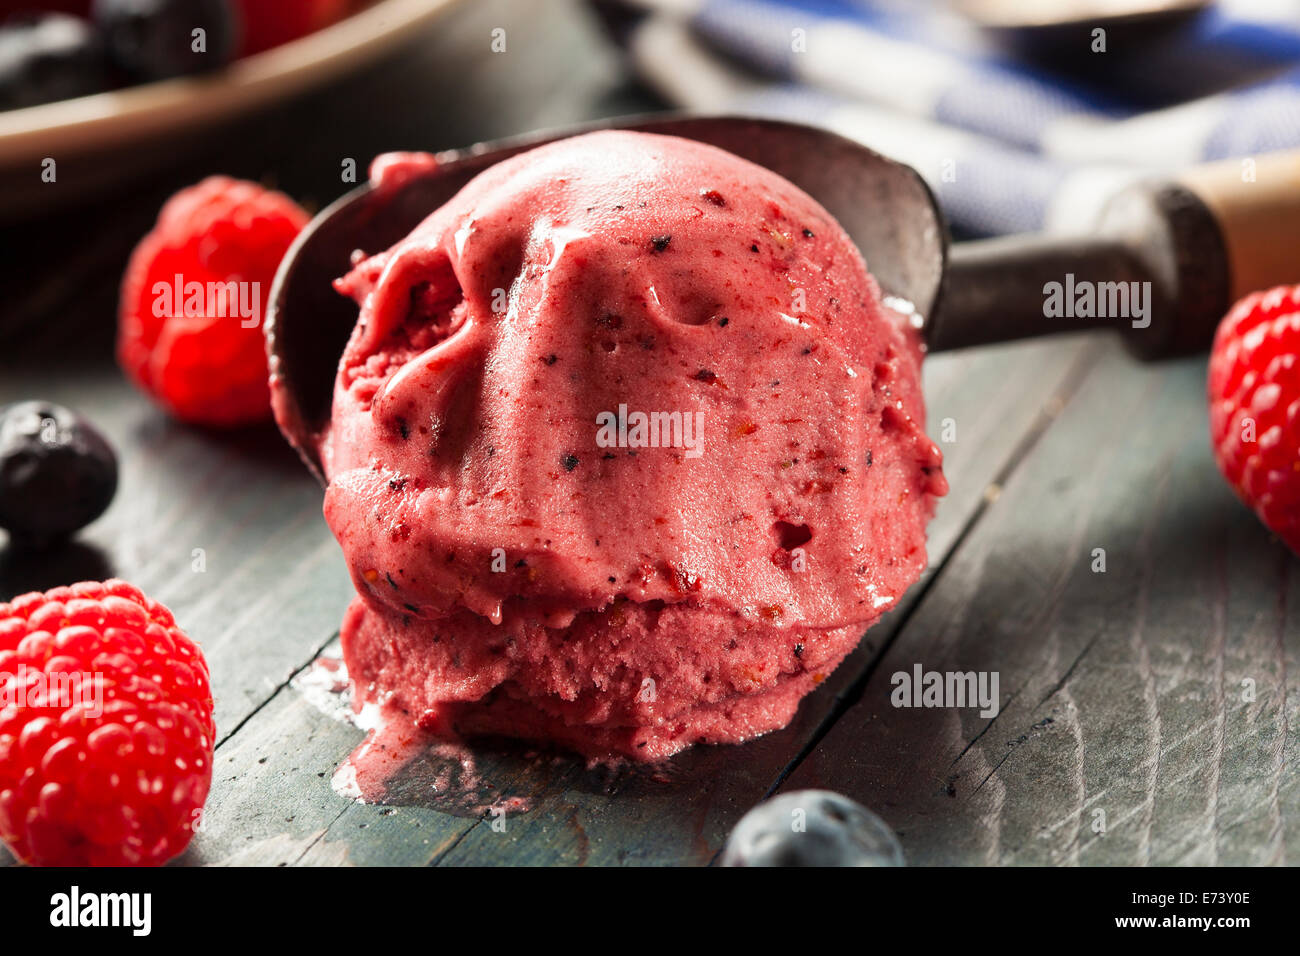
left=721, top=790, right=904, bottom=867
left=0, top=14, right=108, bottom=111
left=0, top=401, right=118, bottom=546
left=93, top=0, right=235, bottom=81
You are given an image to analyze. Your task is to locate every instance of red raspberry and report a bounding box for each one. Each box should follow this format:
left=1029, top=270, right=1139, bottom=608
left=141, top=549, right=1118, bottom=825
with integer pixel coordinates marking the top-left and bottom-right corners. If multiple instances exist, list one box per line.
left=117, top=176, right=308, bottom=427
left=0, top=580, right=215, bottom=866
left=1208, top=284, right=1300, bottom=554
left=234, top=0, right=351, bottom=56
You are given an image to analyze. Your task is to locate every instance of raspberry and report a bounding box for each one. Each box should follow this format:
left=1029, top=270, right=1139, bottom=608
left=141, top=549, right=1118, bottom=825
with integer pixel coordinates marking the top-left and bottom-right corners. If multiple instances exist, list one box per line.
left=1208, top=284, right=1300, bottom=554
left=0, top=580, right=214, bottom=866
left=234, top=0, right=350, bottom=56
left=117, top=176, right=308, bottom=427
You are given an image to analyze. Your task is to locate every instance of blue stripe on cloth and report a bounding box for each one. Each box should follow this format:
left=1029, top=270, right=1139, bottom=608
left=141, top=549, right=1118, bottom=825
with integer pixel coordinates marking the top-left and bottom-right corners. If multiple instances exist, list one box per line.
left=1190, top=8, right=1300, bottom=65
left=1063, top=7, right=1300, bottom=103
left=1202, top=66, right=1300, bottom=158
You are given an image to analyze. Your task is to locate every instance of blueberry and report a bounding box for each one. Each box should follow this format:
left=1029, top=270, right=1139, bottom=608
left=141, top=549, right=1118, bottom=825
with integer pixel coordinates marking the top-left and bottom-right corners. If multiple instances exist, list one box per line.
left=0, top=14, right=108, bottom=111
left=93, top=0, right=235, bottom=81
left=0, top=401, right=118, bottom=546
left=720, top=789, right=904, bottom=867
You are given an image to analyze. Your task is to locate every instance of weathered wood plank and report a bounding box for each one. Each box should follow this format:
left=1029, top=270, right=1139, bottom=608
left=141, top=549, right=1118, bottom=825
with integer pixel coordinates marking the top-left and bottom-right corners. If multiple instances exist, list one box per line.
left=180, top=335, right=1099, bottom=866
left=178, top=647, right=479, bottom=867
left=780, top=344, right=1298, bottom=866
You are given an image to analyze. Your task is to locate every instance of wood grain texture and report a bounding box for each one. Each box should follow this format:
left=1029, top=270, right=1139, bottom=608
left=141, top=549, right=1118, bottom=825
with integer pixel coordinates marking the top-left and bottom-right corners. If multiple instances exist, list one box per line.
left=4, top=0, right=1295, bottom=869
left=781, top=343, right=1298, bottom=866
left=174, top=336, right=1097, bottom=867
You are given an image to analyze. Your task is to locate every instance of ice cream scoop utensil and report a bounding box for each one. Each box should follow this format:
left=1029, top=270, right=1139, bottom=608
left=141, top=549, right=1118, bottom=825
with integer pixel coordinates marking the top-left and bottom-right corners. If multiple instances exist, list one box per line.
left=267, top=115, right=1300, bottom=478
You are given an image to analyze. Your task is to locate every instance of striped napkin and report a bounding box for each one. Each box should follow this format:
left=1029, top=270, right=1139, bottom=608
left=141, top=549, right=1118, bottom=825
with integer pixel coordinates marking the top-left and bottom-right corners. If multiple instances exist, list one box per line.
left=595, top=0, right=1300, bottom=236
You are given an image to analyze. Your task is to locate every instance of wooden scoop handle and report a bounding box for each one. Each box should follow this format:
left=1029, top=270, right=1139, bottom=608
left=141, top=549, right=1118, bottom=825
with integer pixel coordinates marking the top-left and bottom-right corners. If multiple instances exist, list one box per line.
left=1178, top=149, right=1300, bottom=303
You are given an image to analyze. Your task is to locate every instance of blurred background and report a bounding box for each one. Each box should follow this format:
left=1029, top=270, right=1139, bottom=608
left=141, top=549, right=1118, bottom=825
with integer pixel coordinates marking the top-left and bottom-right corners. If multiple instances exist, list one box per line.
left=4, top=0, right=1300, bottom=353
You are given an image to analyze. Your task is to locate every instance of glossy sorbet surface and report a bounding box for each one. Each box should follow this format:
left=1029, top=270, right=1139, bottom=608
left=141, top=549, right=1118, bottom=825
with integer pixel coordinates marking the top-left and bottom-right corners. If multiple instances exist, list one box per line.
left=315, top=130, right=946, bottom=760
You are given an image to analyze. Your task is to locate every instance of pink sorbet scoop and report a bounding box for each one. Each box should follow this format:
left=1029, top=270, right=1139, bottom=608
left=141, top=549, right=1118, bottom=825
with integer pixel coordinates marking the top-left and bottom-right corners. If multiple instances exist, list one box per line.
left=317, top=130, right=946, bottom=761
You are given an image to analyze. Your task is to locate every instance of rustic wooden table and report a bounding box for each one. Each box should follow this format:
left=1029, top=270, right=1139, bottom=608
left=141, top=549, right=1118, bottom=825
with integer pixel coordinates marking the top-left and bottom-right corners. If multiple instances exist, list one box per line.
left=2, top=0, right=1296, bottom=867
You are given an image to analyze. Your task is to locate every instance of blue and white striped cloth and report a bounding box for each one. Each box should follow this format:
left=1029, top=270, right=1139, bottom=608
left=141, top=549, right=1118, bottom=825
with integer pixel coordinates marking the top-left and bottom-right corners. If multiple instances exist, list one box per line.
left=600, top=0, right=1300, bottom=236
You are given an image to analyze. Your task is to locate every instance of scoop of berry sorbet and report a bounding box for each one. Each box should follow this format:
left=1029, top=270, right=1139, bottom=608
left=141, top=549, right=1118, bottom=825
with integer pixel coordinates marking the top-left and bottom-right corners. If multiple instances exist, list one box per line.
left=310, top=130, right=946, bottom=761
